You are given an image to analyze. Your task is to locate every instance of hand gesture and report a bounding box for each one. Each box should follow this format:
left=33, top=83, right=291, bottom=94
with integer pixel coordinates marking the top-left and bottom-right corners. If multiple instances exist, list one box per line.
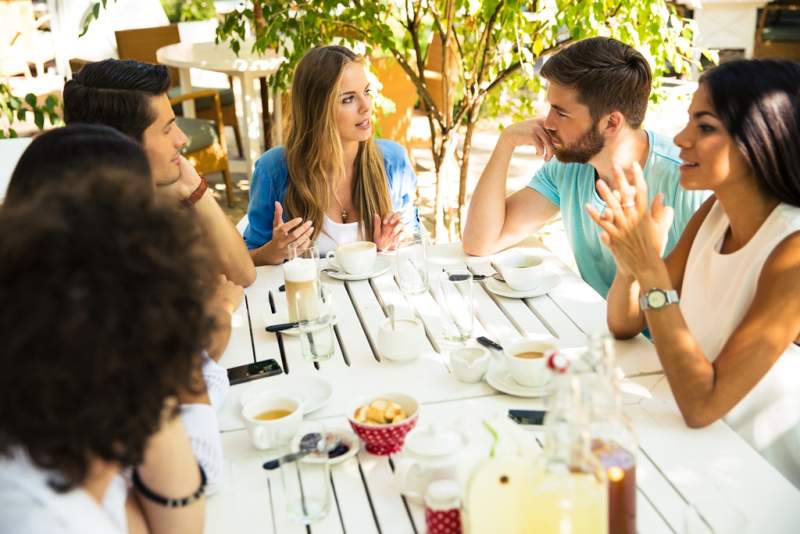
left=156, top=155, right=203, bottom=204
left=585, top=163, right=674, bottom=278
left=373, top=212, right=406, bottom=252
left=213, top=274, right=244, bottom=315
left=500, top=118, right=555, bottom=161
left=268, top=201, right=314, bottom=261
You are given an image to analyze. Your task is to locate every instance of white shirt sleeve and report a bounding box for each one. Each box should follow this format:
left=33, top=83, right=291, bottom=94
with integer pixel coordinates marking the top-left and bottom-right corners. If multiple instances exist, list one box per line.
left=201, top=352, right=230, bottom=411
left=180, top=404, right=224, bottom=495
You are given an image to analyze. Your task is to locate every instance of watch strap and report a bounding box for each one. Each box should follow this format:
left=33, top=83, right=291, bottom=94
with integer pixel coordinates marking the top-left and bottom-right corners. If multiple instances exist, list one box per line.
left=639, top=288, right=679, bottom=310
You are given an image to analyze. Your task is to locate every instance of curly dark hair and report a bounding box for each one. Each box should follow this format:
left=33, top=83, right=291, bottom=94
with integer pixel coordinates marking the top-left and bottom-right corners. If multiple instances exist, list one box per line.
left=5, top=124, right=152, bottom=206
left=0, top=172, right=217, bottom=491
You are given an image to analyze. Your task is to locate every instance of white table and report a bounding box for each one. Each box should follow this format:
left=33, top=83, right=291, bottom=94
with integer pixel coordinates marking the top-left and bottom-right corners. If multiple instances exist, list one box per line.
left=211, top=243, right=800, bottom=533
left=0, top=137, right=33, bottom=203
left=156, top=41, right=285, bottom=174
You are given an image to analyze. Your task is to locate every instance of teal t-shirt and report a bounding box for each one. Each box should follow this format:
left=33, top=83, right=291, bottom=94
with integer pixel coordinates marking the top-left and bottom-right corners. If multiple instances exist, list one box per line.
left=528, top=130, right=708, bottom=298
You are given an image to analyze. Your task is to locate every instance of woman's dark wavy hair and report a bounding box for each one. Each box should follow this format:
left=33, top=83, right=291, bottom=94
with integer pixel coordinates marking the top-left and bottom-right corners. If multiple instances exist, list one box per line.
left=0, top=173, right=217, bottom=491
left=5, top=124, right=152, bottom=206
left=63, top=59, right=171, bottom=141
left=701, top=59, right=800, bottom=207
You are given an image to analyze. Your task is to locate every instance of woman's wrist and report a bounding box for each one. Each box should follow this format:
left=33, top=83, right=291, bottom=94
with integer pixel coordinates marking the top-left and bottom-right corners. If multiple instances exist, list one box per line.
left=632, top=260, right=671, bottom=290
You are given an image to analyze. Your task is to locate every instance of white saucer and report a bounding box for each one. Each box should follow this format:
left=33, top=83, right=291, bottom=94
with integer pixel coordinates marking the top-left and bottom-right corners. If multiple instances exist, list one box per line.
left=290, top=429, right=360, bottom=465
left=240, top=374, right=333, bottom=414
left=265, top=312, right=337, bottom=336
left=485, top=359, right=551, bottom=398
left=484, top=273, right=560, bottom=299
left=324, top=255, right=391, bottom=281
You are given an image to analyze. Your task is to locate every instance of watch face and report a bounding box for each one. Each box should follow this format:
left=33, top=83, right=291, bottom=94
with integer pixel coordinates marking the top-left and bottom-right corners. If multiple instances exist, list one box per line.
left=647, top=290, right=667, bottom=308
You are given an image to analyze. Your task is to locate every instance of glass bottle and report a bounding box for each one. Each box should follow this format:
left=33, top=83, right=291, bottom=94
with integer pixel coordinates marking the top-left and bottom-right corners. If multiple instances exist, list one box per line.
left=524, top=351, right=608, bottom=534
left=585, top=333, right=637, bottom=534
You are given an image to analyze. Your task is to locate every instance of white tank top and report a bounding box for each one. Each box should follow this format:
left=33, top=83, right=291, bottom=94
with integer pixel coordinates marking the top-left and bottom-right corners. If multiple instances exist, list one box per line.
left=680, top=200, right=800, bottom=487
left=314, top=216, right=361, bottom=255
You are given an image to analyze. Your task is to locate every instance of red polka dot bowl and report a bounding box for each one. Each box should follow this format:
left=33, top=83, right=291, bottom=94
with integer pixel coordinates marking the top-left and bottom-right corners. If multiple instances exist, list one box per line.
left=347, top=393, right=419, bottom=455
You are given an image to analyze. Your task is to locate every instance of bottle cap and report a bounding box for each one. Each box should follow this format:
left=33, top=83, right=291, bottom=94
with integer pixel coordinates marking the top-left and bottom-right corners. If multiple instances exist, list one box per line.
left=425, top=479, right=461, bottom=510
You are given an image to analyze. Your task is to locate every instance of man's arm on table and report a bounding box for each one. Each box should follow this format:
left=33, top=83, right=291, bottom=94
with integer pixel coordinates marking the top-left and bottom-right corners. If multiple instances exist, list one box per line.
left=463, top=123, right=560, bottom=256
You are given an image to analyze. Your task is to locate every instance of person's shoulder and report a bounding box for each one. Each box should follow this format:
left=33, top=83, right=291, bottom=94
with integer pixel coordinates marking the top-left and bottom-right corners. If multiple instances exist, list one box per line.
left=253, top=146, right=288, bottom=182
left=647, top=130, right=682, bottom=167
left=375, top=139, right=408, bottom=165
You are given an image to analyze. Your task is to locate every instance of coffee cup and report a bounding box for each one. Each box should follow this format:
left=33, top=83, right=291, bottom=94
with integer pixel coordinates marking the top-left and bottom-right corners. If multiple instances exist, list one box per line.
left=242, top=394, right=303, bottom=450
left=327, top=241, right=377, bottom=275
left=283, top=256, right=319, bottom=322
left=449, top=346, right=490, bottom=383
left=496, top=254, right=545, bottom=292
left=377, top=316, right=426, bottom=361
left=504, top=335, right=558, bottom=387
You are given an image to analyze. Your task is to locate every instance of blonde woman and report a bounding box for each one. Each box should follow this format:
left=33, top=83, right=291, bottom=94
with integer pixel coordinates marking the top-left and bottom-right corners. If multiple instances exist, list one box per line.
left=244, top=46, right=419, bottom=265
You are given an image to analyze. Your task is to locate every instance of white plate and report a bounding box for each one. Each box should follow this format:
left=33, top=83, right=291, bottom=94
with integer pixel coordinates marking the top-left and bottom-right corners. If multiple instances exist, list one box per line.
left=483, top=273, right=560, bottom=299
left=240, top=374, right=333, bottom=415
left=265, top=312, right=337, bottom=336
left=485, top=359, right=551, bottom=398
left=323, top=255, right=392, bottom=281
left=290, top=429, right=360, bottom=465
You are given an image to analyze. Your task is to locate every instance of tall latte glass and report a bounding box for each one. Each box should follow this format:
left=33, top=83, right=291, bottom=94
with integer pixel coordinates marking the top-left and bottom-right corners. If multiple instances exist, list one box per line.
left=284, top=245, right=320, bottom=322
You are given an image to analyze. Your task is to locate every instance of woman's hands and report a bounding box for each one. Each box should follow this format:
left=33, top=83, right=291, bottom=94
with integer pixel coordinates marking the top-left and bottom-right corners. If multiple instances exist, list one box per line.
left=373, top=212, right=406, bottom=251
left=585, top=162, right=674, bottom=279
left=254, top=202, right=314, bottom=265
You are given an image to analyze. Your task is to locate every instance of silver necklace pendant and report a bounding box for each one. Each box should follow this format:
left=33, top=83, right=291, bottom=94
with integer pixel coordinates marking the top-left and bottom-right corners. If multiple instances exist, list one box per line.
left=341, top=209, right=348, bottom=223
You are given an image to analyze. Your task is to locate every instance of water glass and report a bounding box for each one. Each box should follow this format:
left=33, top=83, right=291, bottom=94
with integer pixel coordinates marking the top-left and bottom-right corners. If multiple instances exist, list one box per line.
left=279, top=425, right=332, bottom=525
left=436, top=269, right=474, bottom=342
left=296, top=285, right=335, bottom=362
left=396, top=231, right=429, bottom=295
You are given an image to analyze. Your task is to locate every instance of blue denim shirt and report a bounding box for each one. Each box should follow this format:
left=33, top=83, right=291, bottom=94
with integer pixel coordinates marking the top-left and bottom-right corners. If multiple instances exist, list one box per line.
left=244, top=139, right=419, bottom=249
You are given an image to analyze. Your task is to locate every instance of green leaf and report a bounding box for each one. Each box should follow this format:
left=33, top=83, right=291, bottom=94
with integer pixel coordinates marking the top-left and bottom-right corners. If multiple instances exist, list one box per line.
left=25, top=93, right=37, bottom=107
left=34, top=110, right=44, bottom=129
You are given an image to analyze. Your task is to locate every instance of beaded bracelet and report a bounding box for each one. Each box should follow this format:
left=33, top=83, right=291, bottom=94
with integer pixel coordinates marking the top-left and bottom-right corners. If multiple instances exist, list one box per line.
left=132, top=463, right=206, bottom=508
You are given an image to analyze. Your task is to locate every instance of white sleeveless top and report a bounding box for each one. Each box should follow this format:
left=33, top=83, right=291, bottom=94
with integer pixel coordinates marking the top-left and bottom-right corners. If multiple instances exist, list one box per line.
left=680, top=200, right=800, bottom=487
left=315, top=216, right=360, bottom=255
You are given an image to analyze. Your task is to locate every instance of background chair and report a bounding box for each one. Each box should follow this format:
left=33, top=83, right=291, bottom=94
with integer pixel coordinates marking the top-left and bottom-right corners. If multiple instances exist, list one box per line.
left=754, top=3, right=800, bottom=60
left=114, top=24, right=244, bottom=157
left=169, top=89, right=234, bottom=206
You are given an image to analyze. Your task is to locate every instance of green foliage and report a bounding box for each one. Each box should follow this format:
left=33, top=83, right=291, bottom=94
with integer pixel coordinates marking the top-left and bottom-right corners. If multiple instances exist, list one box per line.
left=0, top=83, right=61, bottom=139
left=217, top=0, right=703, bottom=129
left=161, top=0, right=217, bottom=23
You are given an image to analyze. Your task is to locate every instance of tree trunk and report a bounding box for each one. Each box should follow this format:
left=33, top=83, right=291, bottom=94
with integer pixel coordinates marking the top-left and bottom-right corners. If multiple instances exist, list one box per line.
left=455, top=99, right=483, bottom=238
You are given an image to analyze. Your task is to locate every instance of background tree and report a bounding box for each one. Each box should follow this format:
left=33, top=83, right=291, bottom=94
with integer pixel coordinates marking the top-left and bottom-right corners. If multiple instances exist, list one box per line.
left=0, top=85, right=60, bottom=138
left=218, top=0, right=705, bottom=239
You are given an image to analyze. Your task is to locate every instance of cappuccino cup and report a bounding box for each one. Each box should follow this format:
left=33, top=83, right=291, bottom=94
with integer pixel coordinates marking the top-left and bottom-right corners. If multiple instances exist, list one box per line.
left=327, top=241, right=376, bottom=275
left=496, top=254, right=545, bottom=292
left=242, top=394, right=303, bottom=450
left=283, top=256, right=319, bottom=322
left=504, top=335, right=558, bottom=387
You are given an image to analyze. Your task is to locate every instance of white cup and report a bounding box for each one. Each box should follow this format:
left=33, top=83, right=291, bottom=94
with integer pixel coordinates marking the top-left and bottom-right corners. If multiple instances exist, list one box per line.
left=377, top=316, right=426, bottom=361
left=449, top=346, right=491, bottom=383
left=504, top=335, right=558, bottom=387
left=496, top=254, right=545, bottom=292
left=242, top=394, right=303, bottom=450
left=327, top=241, right=377, bottom=275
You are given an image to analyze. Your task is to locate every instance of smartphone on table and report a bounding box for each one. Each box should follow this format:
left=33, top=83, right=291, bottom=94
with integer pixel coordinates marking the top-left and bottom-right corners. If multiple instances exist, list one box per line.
left=227, top=359, right=283, bottom=386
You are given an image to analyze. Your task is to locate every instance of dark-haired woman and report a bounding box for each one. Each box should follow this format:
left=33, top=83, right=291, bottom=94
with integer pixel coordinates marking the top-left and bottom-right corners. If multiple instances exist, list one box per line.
left=586, top=59, right=800, bottom=486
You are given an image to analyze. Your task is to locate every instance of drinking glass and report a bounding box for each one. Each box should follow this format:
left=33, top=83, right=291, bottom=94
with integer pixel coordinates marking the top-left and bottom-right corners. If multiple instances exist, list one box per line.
left=279, top=423, right=332, bottom=525
left=395, top=231, right=429, bottom=295
left=296, top=285, right=336, bottom=362
left=436, top=269, right=474, bottom=342
left=284, top=245, right=320, bottom=322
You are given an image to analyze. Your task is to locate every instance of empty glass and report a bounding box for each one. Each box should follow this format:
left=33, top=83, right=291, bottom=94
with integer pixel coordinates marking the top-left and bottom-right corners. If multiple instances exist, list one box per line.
left=395, top=231, right=429, bottom=295
left=296, top=285, right=335, bottom=362
left=279, top=424, right=332, bottom=525
left=436, top=269, right=474, bottom=342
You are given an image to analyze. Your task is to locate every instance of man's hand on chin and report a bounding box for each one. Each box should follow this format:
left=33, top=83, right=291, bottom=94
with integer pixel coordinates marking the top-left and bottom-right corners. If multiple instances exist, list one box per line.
left=156, top=155, right=202, bottom=204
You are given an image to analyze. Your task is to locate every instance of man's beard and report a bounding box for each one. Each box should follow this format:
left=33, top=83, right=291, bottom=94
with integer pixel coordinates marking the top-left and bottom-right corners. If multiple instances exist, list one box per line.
left=552, top=121, right=605, bottom=164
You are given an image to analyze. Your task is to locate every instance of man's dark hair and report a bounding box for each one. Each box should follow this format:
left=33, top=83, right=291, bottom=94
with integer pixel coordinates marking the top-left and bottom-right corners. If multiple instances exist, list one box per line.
left=63, top=59, right=171, bottom=141
left=701, top=59, right=800, bottom=207
left=541, top=37, right=652, bottom=128
left=0, top=172, right=217, bottom=491
left=6, top=124, right=152, bottom=205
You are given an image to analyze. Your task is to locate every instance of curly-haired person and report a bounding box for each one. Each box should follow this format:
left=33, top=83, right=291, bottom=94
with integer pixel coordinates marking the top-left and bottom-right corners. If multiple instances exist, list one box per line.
left=0, top=170, right=217, bottom=533
left=5, top=125, right=239, bottom=496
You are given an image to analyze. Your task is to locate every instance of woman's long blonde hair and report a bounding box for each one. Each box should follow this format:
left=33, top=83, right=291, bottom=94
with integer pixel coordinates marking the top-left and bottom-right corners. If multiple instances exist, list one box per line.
left=284, top=46, right=392, bottom=242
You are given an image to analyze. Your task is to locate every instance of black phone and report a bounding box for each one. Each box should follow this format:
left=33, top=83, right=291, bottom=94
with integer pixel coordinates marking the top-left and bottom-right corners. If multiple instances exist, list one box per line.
left=508, top=409, right=546, bottom=425
left=227, top=359, right=283, bottom=386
